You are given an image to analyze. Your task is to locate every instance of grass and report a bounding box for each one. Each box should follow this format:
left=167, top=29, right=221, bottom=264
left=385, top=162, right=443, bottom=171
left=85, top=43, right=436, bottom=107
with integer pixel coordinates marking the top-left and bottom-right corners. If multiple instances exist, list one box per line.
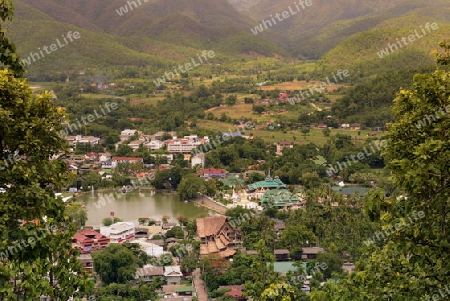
left=259, top=80, right=347, bottom=92
left=80, top=93, right=115, bottom=99
left=197, top=119, right=377, bottom=146
left=206, top=93, right=320, bottom=121
left=29, top=82, right=56, bottom=93
left=130, top=96, right=165, bottom=106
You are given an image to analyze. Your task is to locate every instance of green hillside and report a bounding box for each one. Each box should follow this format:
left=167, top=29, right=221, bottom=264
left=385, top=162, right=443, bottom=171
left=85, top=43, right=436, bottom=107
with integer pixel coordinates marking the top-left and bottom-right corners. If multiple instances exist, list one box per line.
left=245, top=0, right=450, bottom=58
left=317, top=14, right=450, bottom=79
left=8, top=0, right=286, bottom=79
left=316, top=13, right=450, bottom=126
left=17, top=0, right=284, bottom=56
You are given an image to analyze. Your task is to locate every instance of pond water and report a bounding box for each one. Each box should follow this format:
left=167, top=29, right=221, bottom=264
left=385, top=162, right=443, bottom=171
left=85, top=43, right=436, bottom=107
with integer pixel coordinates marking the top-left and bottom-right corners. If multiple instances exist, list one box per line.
left=75, top=189, right=210, bottom=226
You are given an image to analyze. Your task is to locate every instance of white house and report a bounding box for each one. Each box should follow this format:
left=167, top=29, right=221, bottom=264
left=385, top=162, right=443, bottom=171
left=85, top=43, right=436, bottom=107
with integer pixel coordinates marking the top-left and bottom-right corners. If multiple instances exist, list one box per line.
left=150, top=154, right=174, bottom=164
left=135, top=264, right=164, bottom=283
left=99, top=153, right=112, bottom=162
left=145, top=140, right=166, bottom=150
left=120, top=129, right=137, bottom=141
left=130, top=239, right=165, bottom=257
left=129, top=140, right=143, bottom=151
left=191, top=153, right=205, bottom=168
left=66, top=135, right=100, bottom=146
left=164, top=266, right=183, bottom=285
left=100, top=222, right=135, bottom=243
left=167, top=135, right=210, bottom=154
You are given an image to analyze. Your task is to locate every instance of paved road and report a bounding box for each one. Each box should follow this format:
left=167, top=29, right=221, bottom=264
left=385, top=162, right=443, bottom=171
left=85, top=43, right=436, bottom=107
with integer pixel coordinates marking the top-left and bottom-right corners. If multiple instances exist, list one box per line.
left=192, top=268, right=208, bottom=301
left=195, top=194, right=227, bottom=214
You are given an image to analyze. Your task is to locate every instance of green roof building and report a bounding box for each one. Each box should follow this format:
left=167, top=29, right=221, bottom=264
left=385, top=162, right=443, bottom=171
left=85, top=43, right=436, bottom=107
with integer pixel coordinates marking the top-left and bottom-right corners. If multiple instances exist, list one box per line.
left=247, top=176, right=286, bottom=191
left=260, top=189, right=300, bottom=208
left=246, top=175, right=287, bottom=200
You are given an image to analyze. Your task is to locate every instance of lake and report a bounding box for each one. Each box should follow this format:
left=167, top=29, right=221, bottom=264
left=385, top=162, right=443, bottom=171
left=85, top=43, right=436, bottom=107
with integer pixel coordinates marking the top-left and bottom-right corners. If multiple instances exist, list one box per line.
left=75, top=189, right=211, bottom=226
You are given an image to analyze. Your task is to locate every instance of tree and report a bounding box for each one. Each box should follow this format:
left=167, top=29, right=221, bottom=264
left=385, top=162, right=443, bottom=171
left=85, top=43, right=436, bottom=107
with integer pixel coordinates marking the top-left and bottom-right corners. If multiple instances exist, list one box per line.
left=226, top=95, right=237, bottom=106
left=0, top=2, right=25, bottom=77
left=95, top=281, right=161, bottom=300
left=253, top=105, right=266, bottom=114
left=321, top=42, right=450, bottom=300
left=0, top=5, right=91, bottom=296
left=261, top=282, right=296, bottom=301
left=152, top=166, right=183, bottom=190
left=322, top=128, right=331, bottom=137
left=301, top=127, right=310, bottom=140
left=181, top=251, right=199, bottom=274
left=301, top=172, right=321, bottom=189
left=116, top=144, right=133, bottom=156
left=102, top=217, right=123, bottom=226
left=245, top=172, right=266, bottom=185
left=177, top=174, right=206, bottom=200
left=92, top=244, right=138, bottom=285
left=244, top=240, right=278, bottom=299
left=65, top=203, right=88, bottom=229
left=281, top=225, right=316, bottom=253
left=220, top=113, right=228, bottom=122
left=122, top=243, right=149, bottom=267
left=217, top=295, right=237, bottom=301
left=166, top=226, right=184, bottom=239
left=176, top=215, right=189, bottom=226
left=316, top=251, right=342, bottom=279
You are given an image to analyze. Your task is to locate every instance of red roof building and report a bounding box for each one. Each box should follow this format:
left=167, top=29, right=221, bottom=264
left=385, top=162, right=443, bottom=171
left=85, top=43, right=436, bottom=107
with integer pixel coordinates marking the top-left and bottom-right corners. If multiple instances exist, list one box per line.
left=226, top=289, right=245, bottom=301
left=72, top=229, right=110, bottom=253
left=198, top=168, right=228, bottom=179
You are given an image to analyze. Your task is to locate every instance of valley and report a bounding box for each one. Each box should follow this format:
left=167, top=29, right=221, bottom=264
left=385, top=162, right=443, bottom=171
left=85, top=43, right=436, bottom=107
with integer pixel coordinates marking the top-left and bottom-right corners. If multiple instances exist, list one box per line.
left=1, top=0, right=450, bottom=300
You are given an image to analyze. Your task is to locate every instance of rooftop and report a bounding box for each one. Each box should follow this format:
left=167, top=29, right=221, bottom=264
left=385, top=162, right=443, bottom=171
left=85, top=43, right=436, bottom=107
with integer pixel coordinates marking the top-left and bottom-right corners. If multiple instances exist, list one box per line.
left=302, top=247, right=325, bottom=255
left=196, top=216, right=228, bottom=238
left=73, top=229, right=109, bottom=243
left=260, top=189, right=299, bottom=206
left=247, top=176, right=286, bottom=191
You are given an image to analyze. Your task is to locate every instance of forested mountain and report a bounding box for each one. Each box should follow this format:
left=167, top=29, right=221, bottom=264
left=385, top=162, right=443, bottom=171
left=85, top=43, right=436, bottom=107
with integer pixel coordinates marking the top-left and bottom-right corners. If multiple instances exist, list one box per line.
left=14, top=0, right=284, bottom=55
left=8, top=0, right=285, bottom=78
left=242, top=0, right=450, bottom=58
left=10, top=0, right=450, bottom=77
left=227, top=0, right=261, bottom=11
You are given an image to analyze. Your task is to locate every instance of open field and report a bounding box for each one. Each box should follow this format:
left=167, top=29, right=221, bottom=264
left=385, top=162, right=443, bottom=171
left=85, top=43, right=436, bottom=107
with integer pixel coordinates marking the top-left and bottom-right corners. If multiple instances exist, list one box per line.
left=30, top=82, right=56, bottom=93
left=130, top=96, right=165, bottom=106
left=259, top=80, right=347, bottom=92
left=197, top=120, right=379, bottom=146
left=205, top=93, right=321, bottom=121
left=81, top=93, right=116, bottom=99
